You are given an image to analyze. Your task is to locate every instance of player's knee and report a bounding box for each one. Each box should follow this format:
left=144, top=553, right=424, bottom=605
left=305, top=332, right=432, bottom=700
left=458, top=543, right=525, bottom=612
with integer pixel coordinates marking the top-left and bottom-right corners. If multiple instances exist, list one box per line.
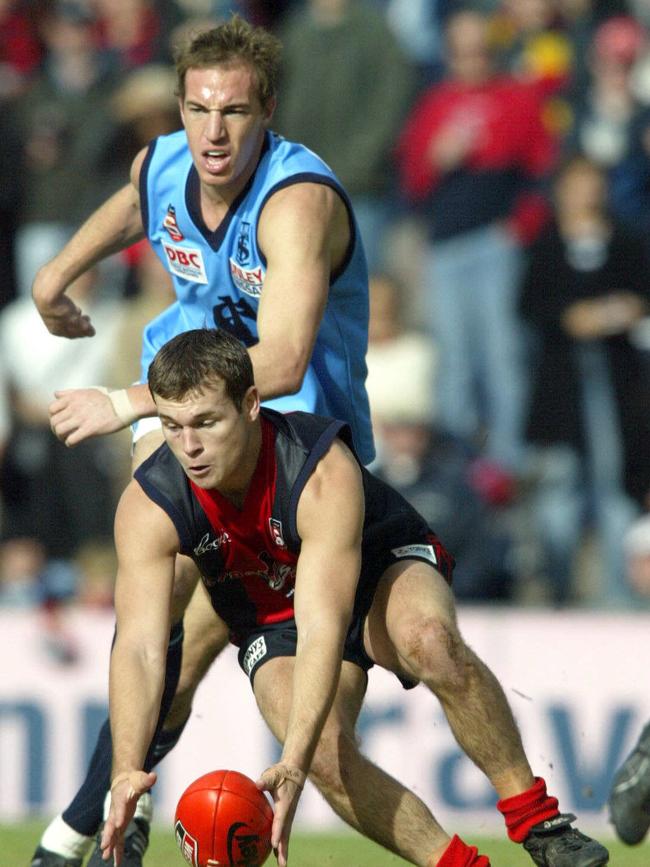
left=398, top=616, right=470, bottom=691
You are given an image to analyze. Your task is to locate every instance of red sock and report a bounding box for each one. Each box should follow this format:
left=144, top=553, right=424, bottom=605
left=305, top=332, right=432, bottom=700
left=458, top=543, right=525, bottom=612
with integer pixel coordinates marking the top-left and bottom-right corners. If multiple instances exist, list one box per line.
left=435, top=835, right=491, bottom=866
left=497, top=776, right=560, bottom=843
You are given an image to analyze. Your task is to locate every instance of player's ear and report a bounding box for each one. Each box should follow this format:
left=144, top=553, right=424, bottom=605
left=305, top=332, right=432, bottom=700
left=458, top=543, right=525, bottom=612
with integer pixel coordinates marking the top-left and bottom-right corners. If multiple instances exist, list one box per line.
left=243, top=386, right=260, bottom=420
left=263, top=96, right=276, bottom=124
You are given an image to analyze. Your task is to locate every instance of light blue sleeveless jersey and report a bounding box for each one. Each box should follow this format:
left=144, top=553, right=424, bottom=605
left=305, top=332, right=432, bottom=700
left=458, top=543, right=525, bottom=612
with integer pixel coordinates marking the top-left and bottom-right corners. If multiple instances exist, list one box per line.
left=139, top=129, right=374, bottom=463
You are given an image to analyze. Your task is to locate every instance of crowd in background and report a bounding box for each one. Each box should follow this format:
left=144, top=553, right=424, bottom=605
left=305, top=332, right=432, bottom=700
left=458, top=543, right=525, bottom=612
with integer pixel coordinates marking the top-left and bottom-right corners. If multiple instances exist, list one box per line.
left=3, top=0, right=650, bottom=632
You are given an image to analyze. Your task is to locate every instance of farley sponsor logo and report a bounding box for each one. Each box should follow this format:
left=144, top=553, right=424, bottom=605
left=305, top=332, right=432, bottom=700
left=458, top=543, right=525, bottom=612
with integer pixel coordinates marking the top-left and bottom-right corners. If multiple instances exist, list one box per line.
left=163, top=242, right=208, bottom=283
left=391, top=543, right=438, bottom=565
left=243, top=636, right=267, bottom=676
left=229, top=259, right=264, bottom=297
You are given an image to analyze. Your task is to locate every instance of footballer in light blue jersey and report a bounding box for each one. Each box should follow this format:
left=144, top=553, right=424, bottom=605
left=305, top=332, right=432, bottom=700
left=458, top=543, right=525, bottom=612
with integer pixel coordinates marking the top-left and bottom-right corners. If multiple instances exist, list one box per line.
left=139, top=129, right=374, bottom=464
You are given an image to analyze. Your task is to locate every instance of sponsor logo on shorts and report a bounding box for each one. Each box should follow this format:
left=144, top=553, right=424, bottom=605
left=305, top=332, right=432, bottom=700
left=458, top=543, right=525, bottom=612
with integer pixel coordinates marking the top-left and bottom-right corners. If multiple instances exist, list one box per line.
left=175, top=819, right=199, bottom=866
left=163, top=204, right=184, bottom=242
left=163, top=242, right=208, bottom=283
left=243, top=635, right=267, bottom=676
left=391, top=543, right=438, bottom=565
left=229, top=259, right=264, bottom=297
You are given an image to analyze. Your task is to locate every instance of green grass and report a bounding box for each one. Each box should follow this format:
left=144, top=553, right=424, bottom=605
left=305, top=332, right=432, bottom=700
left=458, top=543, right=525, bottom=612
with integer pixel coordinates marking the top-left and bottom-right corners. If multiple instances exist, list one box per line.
left=2, top=821, right=644, bottom=866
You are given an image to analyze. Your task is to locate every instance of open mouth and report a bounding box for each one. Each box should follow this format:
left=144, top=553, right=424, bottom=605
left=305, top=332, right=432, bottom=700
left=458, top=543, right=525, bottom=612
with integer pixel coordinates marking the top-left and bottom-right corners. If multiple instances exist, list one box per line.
left=204, top=150, right=230, bottom=174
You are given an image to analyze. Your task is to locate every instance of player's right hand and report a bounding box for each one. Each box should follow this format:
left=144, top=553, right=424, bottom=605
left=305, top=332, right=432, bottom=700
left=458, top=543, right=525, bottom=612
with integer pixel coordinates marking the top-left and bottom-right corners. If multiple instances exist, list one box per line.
left=34, top=292, right=96, bottom=338
left=101, top=770, right=156, bottom=865
left=50, top=387, right=129, bottom=446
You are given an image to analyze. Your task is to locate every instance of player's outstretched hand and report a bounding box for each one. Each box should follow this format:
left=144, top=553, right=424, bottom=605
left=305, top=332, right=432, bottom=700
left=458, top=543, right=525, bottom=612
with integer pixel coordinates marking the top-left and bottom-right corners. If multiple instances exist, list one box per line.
left=256, top=764, right=306, bottom=867
left=100, top=770, right=156, bottom=865
left=49, top=388, right=129, bottom=446
left=35, top=292, right=96, bottom=338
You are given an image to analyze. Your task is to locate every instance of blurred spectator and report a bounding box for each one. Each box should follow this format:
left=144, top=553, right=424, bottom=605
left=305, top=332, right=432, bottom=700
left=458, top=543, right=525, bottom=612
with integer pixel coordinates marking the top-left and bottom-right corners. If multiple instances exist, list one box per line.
left=0, top=100, right=22, bottom=308
left=397, top=8, right=557, bottom=475
left=623, top=513, right=650, bottom=601
left=565, top=15, right=650, bottom=232
left=91, top=0, right=171, bottom=71
left=100, top=62, right=181, bottom=194
left=274, top=0, right=414, bottom=272
left=492, top=0, right=574, bottom=100
left=365, top=272, right=438, bottom=432
left=0, top=268, right=128, bottom=595
left=10, top=0, right=121, bottom=296
left=366, top=272, right=515, bottom=603
left=384, top=0, right=447, bottom=86
left=520, top=155, right=650, bottom=606
left=0, top=0, right=44, bottom=102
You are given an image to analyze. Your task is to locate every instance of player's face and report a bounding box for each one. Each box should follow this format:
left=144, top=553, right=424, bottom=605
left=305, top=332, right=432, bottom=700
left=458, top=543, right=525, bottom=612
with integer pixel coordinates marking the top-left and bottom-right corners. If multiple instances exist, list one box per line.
left=180, top=63, right=274, bottom=202
left=156, top=379, right=260, bottom=493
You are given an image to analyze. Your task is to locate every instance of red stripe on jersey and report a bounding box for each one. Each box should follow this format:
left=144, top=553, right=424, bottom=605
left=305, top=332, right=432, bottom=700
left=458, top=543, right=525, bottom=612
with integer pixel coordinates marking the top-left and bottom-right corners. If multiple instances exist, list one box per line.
left=190, top=417, right=298, bottom=626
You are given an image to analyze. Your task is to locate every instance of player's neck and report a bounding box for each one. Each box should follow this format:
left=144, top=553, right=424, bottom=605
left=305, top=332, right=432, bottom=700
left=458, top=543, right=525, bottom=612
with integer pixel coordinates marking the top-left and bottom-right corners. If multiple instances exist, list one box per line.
left=199, top=134, right=266, bottom=225
left=214, top=420, right=263, bottom=510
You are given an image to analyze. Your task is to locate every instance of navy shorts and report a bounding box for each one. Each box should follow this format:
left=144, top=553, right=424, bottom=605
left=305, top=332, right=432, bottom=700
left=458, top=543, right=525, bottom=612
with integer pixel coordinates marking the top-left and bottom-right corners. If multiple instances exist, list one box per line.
left=236, top=521, right=453, bottom=691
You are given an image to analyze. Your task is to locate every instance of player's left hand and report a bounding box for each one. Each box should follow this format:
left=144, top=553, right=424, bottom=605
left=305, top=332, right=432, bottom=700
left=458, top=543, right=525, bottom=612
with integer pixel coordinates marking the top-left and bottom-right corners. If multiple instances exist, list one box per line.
left=100, top=770, right=156, bottom=865
left=49, top=387, right=128, bottom=446
left=256, top=763, right=306, bottom=867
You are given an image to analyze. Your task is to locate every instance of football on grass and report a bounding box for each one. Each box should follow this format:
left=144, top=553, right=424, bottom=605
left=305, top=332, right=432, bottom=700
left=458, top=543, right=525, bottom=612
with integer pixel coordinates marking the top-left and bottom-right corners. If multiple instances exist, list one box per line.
left=174, top=769, right=273, bottom=867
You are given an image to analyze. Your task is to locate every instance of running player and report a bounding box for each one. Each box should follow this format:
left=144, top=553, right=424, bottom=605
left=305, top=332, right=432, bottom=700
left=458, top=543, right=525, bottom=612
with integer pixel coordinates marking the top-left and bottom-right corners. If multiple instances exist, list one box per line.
left=30, top=16, right=373, bottom=867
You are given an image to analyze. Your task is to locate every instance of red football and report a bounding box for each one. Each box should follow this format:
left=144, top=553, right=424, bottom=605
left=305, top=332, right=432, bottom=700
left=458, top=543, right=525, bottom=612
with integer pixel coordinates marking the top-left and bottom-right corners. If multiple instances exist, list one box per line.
left=174, top=769, right=273, bottom=867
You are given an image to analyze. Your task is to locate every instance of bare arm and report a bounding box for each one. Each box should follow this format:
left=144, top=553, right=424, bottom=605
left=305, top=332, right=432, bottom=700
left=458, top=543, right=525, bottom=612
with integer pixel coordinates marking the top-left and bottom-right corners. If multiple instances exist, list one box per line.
left=49, top=180, right=349, bottom=446
left=32, top=148, right=147, bottom=338
left=258, top=439, right=364, bottom=865
left=100, top=480, right=180, bottom=864
left=252, top=181, right=349, bottom=398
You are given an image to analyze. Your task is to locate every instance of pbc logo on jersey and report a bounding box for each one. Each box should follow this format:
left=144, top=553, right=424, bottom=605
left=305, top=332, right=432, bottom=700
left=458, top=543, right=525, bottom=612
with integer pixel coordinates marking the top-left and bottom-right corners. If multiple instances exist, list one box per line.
left=269, top=518, right=286, bottom=548
left=163, top=242, right=208, bottom=284
left=174, top=820, right=199, bottom=866
left=229, top=259, right=264, bottom=298
left=163, top=204, right=184, bottom=242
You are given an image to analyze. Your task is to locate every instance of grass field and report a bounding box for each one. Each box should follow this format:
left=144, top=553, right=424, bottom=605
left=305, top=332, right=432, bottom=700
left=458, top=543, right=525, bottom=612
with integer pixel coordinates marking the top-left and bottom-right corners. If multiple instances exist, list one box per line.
left=2, top=822, right=645, bottom=866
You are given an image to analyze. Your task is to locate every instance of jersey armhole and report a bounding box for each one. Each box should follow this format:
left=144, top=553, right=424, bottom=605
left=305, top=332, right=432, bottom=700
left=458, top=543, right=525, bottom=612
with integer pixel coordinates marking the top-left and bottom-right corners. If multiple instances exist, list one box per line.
left=138, top=139, right=158, bottom=237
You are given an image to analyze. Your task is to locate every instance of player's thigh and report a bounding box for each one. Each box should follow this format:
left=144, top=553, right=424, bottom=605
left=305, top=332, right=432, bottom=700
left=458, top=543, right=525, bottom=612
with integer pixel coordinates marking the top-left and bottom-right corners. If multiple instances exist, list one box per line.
left=178, top=582, right=230, bottom=688
left=363, top=559, right=458, bottom=680
left=252, top=657, right=367, bottom=747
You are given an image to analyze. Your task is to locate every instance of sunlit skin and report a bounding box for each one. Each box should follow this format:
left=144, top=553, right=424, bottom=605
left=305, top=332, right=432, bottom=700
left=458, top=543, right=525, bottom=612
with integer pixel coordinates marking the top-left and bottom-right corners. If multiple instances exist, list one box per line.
left=179, top=63, right=275, bottom=214
left=155, top=379, right=262, bottom=501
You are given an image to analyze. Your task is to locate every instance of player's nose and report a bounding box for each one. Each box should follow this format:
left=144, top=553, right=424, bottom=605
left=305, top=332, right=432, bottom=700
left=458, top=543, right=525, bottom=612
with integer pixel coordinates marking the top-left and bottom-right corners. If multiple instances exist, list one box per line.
left=205, top=110, right=226, bottom=142
left=181, top=427, right=203, bottom=455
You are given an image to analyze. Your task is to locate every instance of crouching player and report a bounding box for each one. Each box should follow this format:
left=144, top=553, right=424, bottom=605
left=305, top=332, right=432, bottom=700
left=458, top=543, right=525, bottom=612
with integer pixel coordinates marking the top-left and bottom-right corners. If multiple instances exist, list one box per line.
left=102, top=329, right=609, bottom=867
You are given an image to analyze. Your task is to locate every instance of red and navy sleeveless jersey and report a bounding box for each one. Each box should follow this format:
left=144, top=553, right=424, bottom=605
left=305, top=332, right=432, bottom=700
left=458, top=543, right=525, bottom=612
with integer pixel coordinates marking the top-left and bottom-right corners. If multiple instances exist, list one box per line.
left=134, top=409, right=453, bottom=640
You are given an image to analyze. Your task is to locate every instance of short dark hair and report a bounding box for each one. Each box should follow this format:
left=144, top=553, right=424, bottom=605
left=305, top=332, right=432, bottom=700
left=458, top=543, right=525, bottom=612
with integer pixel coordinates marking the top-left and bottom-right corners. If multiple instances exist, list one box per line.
left=148, top=329, right=254, bottom=410
left=174, top=14, right=282, bottom=109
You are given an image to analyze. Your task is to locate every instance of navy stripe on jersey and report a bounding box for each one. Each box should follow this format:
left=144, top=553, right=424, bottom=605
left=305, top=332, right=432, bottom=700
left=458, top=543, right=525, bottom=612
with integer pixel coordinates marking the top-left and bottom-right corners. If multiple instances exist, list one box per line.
left=139, top=138, right=158, bottom=237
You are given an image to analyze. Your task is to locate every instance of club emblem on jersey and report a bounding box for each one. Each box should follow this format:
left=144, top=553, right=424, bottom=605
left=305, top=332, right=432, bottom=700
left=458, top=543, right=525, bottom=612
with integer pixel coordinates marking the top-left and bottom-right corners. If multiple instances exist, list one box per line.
left=229, top=259, right=264, bottom=297
left=269, top=518, right=286, bottom=548
left=163, top=204, right=184, bottom=242
left=235, top=220, right=251, bottom=265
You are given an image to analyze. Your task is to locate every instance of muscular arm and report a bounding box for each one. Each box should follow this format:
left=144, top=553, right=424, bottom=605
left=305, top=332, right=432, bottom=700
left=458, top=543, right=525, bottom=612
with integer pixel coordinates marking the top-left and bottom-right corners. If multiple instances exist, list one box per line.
left=32, top=148, right=147, bottom=338
left=100, top=480, right=180, bottom=862
left=251, top=181, right=350, bottom=398
left=49, top=180, right=350, bottom=446
left=259, top=439, right=364, bottom=864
